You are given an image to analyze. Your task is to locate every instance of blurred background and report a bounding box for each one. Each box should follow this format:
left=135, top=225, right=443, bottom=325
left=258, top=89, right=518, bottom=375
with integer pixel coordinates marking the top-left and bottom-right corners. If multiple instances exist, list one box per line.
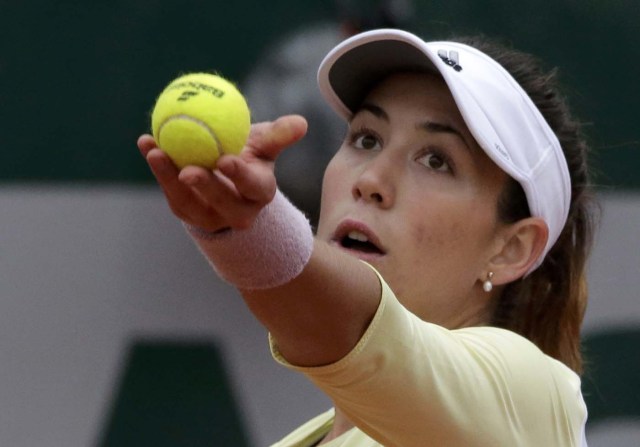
left=1, top=0, right=638, bottom=446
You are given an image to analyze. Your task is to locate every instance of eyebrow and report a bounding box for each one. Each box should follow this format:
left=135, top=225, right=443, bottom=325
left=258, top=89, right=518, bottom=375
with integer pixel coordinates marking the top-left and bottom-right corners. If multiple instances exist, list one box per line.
left=353, top=102, right=388, bottom=121
left=354, top=102, right=471, bottom=149
left=419, top=121, right=467, bottom=143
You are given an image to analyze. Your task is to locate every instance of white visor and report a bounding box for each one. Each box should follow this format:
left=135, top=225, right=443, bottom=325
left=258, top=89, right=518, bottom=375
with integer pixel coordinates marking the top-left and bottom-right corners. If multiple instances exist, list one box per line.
left=317, top=28, right=571, bottom=272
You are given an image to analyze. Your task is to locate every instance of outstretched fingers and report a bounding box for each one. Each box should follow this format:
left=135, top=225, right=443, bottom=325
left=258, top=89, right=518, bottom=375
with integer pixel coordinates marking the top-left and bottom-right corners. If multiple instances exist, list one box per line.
left=145, top=149, right=219, bottom=226
left=216, top=155, right=276, bottom=203
left=137, top=115, right=307, bottom=231
left=247, top=115, right=308, bottom=161
left=179, top=163, right=268, bottom=230
left=137, top=134, right=157, bottom=158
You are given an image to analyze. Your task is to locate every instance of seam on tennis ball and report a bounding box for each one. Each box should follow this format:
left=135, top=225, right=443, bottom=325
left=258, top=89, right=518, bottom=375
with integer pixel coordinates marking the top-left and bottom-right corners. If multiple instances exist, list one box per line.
left=158, top=114, right=224, bottom=154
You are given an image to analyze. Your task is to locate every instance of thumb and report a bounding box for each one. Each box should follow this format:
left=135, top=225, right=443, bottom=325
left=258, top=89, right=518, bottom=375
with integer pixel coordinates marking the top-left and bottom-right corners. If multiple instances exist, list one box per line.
left=248, top=115, right=308, bottom=160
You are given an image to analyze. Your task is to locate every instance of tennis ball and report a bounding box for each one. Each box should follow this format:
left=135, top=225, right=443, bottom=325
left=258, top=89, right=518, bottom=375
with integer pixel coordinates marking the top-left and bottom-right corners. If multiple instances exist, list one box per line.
left=151, top=72, right=251, bottom=169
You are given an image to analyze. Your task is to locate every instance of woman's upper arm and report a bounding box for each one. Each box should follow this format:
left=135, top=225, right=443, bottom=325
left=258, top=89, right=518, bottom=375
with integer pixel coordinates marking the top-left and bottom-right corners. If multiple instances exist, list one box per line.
left=242, top=240, right=382, bottom=367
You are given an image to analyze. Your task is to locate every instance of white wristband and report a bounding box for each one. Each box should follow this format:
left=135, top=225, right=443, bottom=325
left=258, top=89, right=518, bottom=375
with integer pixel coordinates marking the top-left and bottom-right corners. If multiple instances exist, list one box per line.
left=185, top=190, right=314, bottom=290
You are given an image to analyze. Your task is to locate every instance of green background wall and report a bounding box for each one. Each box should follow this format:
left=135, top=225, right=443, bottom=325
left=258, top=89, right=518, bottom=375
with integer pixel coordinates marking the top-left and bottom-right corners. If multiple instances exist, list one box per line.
left=1, top=0, right=638, bottom=187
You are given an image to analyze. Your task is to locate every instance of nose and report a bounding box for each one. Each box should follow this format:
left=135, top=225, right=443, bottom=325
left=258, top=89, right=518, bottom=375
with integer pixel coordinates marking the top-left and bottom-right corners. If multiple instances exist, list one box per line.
left=352, top=153, right=397, bottom=208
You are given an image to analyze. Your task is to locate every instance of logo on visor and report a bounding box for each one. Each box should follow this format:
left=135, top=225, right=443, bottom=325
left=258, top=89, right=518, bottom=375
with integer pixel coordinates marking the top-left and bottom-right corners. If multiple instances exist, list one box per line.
left=437, top=50, right=462, bottom=72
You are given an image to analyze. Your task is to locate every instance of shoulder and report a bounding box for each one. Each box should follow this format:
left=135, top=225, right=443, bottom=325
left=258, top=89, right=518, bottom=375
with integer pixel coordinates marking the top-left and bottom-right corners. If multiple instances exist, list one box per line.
left=377, top=273, right=584, bottom=399
left=454, top=325, right=585, bottom=418
left=455, top=325, right=581, bottom=382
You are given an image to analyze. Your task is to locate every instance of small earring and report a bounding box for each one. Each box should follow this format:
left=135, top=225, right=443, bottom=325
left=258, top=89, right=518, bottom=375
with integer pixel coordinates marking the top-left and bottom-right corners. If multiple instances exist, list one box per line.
left=482, top=272, right=494, bottom=293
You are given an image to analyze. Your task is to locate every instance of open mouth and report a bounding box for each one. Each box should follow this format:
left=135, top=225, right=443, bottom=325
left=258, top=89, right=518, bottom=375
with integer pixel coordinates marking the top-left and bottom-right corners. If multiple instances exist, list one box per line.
left=339, top=230, right=384, bottom=255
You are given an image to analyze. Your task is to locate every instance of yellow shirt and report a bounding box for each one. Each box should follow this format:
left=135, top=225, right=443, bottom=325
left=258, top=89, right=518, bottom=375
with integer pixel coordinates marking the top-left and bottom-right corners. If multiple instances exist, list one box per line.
left=270, top=269, right=588, bottom=447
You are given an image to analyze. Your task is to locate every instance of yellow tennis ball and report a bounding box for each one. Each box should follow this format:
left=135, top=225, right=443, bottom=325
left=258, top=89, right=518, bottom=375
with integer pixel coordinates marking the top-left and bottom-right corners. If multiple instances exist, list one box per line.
left=151, top=72, right=251, bottom=169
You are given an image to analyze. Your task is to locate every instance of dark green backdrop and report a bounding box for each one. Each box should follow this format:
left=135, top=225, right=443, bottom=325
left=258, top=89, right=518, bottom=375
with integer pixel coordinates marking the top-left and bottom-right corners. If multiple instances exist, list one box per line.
left=1, top=0, right=638, bottom=187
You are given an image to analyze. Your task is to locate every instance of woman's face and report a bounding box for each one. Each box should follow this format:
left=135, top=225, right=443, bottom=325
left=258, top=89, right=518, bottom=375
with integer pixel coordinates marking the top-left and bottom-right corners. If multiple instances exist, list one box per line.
left=316, top=72, right=512, bottom=328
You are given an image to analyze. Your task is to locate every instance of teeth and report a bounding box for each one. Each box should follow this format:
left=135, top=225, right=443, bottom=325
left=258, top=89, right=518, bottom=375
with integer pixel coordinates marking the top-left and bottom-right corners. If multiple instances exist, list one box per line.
left=348, top=231, right=369, bottom=242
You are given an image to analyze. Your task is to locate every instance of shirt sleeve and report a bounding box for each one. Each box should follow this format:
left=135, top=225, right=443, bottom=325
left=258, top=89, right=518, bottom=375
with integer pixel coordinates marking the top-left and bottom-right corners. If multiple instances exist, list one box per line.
left=270, top=265, right=588, bottom=447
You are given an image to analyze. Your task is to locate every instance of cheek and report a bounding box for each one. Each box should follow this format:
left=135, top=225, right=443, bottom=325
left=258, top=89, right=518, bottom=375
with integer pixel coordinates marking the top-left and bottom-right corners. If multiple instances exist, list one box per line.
left=317, top=154, right=349, bottom=237
left=409, top=215, right=462, bottom=258
left=408, top=200, right=492, bottom=260
left=320, top=157, right=344, bottom=206
left=409, top=219, right=435, bottom=248
left=405, top=195, right=459, bottom=243
left=399, top=213, right=484, bottom=309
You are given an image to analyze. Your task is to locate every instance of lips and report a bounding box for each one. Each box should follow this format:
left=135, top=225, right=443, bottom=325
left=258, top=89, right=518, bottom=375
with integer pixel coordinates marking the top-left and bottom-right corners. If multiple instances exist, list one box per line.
left=332, top=220, right=386, bottom=257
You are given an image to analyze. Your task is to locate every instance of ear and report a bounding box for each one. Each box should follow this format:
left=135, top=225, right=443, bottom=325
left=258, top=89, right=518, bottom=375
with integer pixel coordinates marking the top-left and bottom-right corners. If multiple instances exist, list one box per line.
left=487, top=217, right=549, bottom=285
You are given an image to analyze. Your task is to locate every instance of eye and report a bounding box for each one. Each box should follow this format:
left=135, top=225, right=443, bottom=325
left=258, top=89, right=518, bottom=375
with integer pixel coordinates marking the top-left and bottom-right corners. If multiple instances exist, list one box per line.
left=417, top=151, right=453, bottom=173
left=351, top=129, right=382, bottom=151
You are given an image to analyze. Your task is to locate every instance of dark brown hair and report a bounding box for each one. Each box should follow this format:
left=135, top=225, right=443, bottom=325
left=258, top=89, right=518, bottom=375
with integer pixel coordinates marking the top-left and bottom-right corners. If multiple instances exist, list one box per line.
left=455, top=36, right=597, bottom=374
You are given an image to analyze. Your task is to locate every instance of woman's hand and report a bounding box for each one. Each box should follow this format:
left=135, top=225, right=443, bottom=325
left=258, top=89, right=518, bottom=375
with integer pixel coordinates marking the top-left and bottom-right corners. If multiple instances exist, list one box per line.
left=138, top=115, right=308, bottom=232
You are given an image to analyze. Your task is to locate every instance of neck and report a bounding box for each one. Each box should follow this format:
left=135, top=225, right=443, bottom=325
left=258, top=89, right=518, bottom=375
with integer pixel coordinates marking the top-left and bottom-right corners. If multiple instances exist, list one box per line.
left=318, top=407, right=355, bottom=445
